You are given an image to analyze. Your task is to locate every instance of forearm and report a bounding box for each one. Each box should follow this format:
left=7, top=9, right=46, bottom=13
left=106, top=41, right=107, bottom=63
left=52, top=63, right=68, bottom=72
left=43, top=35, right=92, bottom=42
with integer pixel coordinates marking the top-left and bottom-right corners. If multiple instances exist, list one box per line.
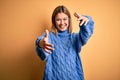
left=35, top=33, right=49, bottom=61
left=79, top=16, right=94, bottom=46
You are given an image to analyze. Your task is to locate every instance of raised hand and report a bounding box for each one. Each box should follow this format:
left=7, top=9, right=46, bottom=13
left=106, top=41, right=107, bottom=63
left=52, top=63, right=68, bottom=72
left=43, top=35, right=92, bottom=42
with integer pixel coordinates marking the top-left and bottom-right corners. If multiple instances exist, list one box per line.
left=74, top=12, right=89, bottom=26
left=39, top=30, right=54, bottom=54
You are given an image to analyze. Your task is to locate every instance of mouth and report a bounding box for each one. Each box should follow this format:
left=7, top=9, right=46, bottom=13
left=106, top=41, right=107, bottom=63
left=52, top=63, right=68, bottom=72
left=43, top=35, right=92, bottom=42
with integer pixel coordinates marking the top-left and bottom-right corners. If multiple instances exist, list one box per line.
left=59, top=25, right=65, bottom=29
left=59, top=24, right=67, bottom=28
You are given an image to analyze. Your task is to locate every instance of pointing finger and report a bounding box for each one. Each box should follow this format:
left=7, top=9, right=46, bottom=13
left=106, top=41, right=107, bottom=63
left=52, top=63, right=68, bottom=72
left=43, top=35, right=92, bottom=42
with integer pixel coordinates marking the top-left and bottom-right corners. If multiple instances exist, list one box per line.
left=45, top=46, right=54, bottom=51
left=80, top=19, right=85, bottom=26
left=45, top=43, right=54, bottom=47
left=84, top=19, right=89, bottom=26
left=44, top=48, right=52, bottom=54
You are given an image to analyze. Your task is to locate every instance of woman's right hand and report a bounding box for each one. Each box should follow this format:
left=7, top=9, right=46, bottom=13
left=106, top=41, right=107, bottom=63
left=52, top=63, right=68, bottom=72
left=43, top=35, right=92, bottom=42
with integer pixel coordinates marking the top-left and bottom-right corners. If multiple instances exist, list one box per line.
left=39, top=30, right=54, bottom=54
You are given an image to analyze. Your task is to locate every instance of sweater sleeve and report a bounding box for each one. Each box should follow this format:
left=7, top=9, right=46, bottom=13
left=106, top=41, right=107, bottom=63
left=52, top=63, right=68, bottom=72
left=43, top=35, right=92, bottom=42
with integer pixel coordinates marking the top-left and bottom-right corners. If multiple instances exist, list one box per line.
left=35, top=32, right=50, bottom=61
left=79, top=16, right=94, bottom=46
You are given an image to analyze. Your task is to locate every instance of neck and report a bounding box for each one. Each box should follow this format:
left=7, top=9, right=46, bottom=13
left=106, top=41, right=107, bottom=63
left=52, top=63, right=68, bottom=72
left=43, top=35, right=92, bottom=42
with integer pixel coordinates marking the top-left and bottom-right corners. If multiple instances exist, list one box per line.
left=58, top=29, right=69, bottom=33
left=58, top=29, right=70, bottom=37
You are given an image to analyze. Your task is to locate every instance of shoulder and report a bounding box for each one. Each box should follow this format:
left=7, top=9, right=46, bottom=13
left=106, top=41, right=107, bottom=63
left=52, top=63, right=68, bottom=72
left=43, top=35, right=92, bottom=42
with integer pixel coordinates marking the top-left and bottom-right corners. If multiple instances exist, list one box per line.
left=71, top=32, right=78, bottom=38
left=48, top=32, right=57, bottom=41
left=49, top=32, right=56, bottom=37
left=70, top=32, right=79, bottom=42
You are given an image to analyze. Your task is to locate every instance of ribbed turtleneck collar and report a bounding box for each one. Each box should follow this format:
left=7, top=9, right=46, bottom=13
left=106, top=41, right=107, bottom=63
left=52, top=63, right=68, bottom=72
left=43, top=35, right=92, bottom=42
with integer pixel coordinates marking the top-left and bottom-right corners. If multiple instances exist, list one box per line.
left=58, top=29, right=70, bottom=37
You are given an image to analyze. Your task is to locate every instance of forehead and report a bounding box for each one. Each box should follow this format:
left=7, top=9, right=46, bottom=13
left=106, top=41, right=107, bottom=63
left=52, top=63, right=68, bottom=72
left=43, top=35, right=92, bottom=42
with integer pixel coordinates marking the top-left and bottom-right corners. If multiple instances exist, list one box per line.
left=55, top=12, right=68, bottom=18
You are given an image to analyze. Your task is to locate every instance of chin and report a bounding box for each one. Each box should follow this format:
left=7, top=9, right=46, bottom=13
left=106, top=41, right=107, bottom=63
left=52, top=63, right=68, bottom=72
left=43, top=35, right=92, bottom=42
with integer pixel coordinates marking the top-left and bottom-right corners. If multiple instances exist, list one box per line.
left=59, top=28, right=67, bottom=31
left=58, top=27, right=68, bottom=31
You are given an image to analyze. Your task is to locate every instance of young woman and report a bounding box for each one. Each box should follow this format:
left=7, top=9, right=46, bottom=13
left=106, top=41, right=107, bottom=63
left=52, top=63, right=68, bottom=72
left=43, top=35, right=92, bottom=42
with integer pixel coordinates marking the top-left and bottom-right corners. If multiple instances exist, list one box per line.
left=36, top=5, right=94, bottom=80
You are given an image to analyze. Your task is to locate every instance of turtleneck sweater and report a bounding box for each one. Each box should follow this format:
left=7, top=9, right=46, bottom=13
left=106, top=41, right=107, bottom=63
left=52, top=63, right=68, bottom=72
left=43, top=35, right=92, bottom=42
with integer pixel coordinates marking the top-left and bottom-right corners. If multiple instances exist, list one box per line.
left=36, top=16, right=94, bottom=80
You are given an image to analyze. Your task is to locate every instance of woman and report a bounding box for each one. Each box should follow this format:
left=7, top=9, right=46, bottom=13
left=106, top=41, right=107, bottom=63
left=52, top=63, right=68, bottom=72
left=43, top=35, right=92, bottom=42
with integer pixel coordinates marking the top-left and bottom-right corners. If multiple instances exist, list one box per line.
left=36, top=5, right=94, bottom=80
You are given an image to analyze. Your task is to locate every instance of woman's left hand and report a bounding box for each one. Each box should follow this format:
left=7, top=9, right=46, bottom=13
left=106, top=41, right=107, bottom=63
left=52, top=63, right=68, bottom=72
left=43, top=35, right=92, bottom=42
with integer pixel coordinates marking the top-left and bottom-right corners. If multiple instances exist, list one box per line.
left=74, top=12, right=89, bottom=26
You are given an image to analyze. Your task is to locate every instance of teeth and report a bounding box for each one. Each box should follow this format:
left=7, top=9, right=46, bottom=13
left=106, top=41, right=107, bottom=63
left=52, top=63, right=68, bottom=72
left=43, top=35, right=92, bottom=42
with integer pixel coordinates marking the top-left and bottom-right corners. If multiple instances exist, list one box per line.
left=60, top=26, right=65, bottom=28
left=61, top=25, right=65, bottom=27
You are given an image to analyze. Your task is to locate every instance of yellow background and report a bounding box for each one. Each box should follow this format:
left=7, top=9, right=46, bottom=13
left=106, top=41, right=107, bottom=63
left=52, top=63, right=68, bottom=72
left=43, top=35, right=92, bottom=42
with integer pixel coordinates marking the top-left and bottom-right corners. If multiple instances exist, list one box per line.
left=0, top=0, right=120, bottom=80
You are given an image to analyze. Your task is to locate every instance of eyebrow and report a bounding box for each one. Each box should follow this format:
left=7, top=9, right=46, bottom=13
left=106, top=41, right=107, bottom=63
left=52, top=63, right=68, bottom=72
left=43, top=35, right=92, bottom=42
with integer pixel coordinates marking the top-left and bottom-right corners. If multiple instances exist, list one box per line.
left=56, top=16, right=68, bottom=19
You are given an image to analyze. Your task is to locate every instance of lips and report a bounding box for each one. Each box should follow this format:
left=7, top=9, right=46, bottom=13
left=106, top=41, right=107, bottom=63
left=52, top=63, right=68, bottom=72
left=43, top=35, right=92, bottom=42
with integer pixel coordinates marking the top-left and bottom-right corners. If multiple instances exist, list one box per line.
left=56, top=23, right=68, bottom=31
left=59, top=24, right=67, bottom=28
left=59, top=25, right=65, bottom=28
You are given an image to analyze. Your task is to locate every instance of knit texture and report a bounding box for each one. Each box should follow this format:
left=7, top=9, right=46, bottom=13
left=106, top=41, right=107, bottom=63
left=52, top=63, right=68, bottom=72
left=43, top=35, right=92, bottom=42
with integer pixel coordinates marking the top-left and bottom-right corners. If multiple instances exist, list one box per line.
left=36, top=16, right=94, bottom=80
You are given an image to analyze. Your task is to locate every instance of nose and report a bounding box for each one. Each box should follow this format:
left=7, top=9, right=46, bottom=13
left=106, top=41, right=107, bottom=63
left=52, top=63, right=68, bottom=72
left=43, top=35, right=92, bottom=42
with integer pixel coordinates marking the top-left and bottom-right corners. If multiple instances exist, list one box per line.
left=60, top=20, right=64, bottom=25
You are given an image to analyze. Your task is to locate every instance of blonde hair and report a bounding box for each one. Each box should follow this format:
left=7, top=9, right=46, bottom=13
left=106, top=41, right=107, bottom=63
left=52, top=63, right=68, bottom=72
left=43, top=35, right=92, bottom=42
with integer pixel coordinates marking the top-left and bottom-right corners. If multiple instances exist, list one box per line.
left=51, top=5, right=72, bottom=34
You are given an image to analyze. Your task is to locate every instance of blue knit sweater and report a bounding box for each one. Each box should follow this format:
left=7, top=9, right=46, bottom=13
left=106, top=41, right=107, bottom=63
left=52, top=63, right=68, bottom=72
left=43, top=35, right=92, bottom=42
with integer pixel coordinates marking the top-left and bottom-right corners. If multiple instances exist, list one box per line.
left=36, top=16, right=94, bottom=80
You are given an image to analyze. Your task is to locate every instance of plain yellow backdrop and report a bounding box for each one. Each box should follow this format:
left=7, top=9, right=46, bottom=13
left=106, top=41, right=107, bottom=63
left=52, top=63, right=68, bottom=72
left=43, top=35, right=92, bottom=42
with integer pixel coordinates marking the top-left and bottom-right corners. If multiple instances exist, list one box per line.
left=0, top=0, right=120, bottom=80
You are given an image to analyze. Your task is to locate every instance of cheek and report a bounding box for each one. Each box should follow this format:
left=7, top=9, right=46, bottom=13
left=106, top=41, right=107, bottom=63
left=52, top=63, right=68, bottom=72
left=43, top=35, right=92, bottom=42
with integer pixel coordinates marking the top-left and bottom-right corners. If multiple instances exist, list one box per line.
left=66, top=20, right=69, bottom=25
left=65, top=19, right=69, bottom=23
left=55, top=21, right=60, bottom=26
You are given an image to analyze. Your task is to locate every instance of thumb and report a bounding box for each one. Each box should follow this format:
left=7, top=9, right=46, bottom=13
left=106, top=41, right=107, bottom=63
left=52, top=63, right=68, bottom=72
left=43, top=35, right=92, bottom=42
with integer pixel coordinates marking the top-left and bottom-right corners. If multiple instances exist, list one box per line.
left=45, top=29, right=49, bottom=38
left=74, top=12, right=79, bottom=18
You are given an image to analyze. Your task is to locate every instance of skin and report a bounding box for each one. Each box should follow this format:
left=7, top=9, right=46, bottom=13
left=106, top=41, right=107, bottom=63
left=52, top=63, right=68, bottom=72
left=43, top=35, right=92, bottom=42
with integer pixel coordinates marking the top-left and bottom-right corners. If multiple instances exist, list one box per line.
left=55, top=13, right=69, bottom=31
left=39, top=12, right=89, bottom=54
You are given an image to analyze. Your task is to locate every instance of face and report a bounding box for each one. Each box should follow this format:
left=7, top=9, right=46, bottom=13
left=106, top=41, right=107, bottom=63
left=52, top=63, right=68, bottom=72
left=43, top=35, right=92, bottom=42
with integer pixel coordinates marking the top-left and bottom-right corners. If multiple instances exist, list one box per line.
left=55, top=12, right=69, bottom=31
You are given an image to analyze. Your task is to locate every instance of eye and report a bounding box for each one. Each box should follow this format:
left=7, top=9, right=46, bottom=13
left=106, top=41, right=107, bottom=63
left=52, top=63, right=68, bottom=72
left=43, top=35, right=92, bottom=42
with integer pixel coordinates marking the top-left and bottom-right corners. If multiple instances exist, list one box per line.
left=63, top=18, right=67, bottom=21
left=56, top=19, right=60, bottom=21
